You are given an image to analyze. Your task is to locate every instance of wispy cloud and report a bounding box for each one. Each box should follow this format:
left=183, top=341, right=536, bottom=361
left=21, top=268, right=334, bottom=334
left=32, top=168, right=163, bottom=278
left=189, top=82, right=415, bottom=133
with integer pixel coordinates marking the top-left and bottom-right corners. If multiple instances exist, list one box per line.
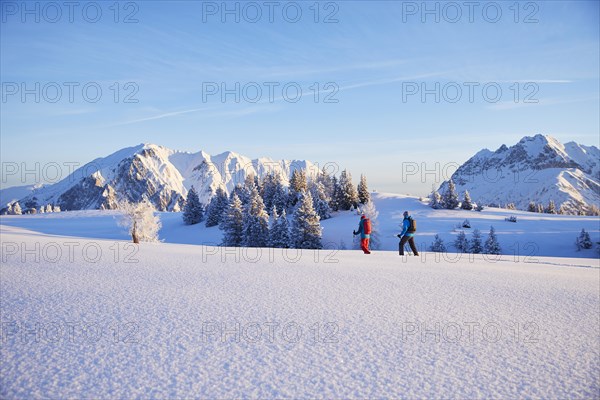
left=488, top=95, right=599, bottom=110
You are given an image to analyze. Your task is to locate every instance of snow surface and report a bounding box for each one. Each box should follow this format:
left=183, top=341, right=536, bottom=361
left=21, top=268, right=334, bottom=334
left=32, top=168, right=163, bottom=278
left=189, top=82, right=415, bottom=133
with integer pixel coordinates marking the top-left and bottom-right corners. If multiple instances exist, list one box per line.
left=1, top=221, right=599, bottom=398
left=2, top=193, right=598, bottom=259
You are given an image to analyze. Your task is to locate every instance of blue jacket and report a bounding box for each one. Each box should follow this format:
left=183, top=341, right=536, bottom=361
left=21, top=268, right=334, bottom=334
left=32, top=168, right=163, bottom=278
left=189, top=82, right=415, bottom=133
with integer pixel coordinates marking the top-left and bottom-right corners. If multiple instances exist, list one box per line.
left=399, top=217, right=415, bottom=238
left=356, top=219, right=370, bottom=239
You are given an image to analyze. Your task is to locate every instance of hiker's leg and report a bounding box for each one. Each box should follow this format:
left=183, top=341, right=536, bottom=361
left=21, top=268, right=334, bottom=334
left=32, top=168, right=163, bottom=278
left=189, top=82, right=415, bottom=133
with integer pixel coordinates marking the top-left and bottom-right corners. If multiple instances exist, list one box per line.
left=408, top=237, right=419, bottom=256
left=361, top=238, right=370, bottom=253
left=399, top=236, right=409, bottom=256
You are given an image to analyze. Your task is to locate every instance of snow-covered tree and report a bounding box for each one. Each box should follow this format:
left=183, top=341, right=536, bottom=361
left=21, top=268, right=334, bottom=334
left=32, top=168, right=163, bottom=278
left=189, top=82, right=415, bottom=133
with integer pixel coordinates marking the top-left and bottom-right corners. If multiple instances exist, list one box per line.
left=430, top=234, right=446, bottom=252
left=262, top=172, right=287, bottom=215
left=461, top=191, right=473, bottom=210
left=484, top=226, right=501, bottom=255
left=429, top=190, right=443, bottom=209
left=39, top=205, right=45, bottom=214
left=5, top=204, right=13, bottom=215
left=288, top=169, right=308, bottom=208
left=536, top=203, right=544, bottom=213
left=330, top=175, right=340, bottom=211
left=268, top=206, right=290, bottom=248
left=261, top=172, right=277, bottom=211
left=454, top=231, right=469, bottom=253
left=117, top=198, right=161, bottom=243
left=359, top=200, right=381, bottom=250
left=220, top=193, right=244, bottom=247
left=244, top=173, right=257, bottom=192
left=336, top=169, right=358, bottom=211
left=182, top=186, right=204, bottom=225
left=290, top=191, right=322, bottom=249
left=316, top=167, right=335, bottom=204
left=357, top=174, right=370, bottom=204
left=462, top=219, right=471, bottom=228
left=442, top=179, right=459, bottom=209
left=470, top=229, right=483, bottom=254
left=205, top=187, right=229, bottom=227
left=576, top=229, right=593, bottom=250
left=230, top=183, right=250, bottom=205
left=545, top=200, right=557, bottom=214
left=527, top=202, right=537, bottom=212
left=53, top=205, right=61, bottom=212
left=12, top=202, right=22, bottom=215
left=242, top=186, right=270, bottom=248
left=309, top=181, right=331, bottom=220
left=505, top=203, right=516, bottom=210
left=45, top=204, right=53, bottom=213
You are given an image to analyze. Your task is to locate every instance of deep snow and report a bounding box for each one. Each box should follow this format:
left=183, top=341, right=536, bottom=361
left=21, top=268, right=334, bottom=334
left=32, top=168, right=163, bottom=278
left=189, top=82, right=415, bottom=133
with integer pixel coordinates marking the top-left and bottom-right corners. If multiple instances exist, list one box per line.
left=1, top=221, right=598, bottom=398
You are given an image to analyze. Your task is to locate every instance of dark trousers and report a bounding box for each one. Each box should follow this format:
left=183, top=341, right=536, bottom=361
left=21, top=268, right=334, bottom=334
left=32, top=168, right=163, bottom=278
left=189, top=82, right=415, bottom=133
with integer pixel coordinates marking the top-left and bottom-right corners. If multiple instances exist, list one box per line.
left=399, top=235, right=419, bottom=256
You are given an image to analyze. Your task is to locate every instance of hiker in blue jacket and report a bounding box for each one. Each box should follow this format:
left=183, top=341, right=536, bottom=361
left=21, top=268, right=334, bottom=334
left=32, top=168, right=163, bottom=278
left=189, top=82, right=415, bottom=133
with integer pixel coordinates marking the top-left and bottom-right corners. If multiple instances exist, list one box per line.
left=397, top=211, right=419, bottom=256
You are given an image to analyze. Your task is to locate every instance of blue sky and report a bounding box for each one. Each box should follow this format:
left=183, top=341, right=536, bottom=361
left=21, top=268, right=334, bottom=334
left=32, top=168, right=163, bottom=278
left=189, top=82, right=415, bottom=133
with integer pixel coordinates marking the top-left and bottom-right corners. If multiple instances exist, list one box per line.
left=1, top=0, right=599, bottom=195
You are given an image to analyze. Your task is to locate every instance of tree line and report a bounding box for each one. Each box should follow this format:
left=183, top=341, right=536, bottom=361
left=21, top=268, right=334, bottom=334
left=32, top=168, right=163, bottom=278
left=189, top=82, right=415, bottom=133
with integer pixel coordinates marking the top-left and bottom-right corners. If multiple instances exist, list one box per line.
left=182, top=168, right=372, bottom=249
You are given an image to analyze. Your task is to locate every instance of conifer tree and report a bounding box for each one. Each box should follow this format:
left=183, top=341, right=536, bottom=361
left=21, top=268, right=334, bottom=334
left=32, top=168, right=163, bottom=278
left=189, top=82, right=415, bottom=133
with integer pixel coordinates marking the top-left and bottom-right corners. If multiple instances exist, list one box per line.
left=220, top=193, right=244, bottom=247
left=330, top=175, right=340, bottom=211
left=316, top=166, right=335, bottom=204
left=484, top=226, right=501, bottom=255
left=461, top=191, right=473, bottom=210
left=429, top=190, right=443, bottom=209
left=205, top=187, right=228, bottom=227
left=470, top=229, right=483, bottom=254
left=443, top=179, right=459, bottom=209
left=309, top=181, right=332, bottom=220
left=430, top=234, right=446, bottom=252
left=242, top=186, right=270, bottom=247
left=454, top=231, right=469, bottom=252
left=182, top=186, right=204, bottom=225
left=357, top=174, right=370, bottom=204
left=576, top=229, right=593, bottom=250
left=230, top=183, right=250, bottom=205
left=288, top=169, right=308, bottom=208
left=290, top=191, right=322, bottom=249
left=268, top=206, right=291, bottom=248
left=336, top=169, right=358, bottom=211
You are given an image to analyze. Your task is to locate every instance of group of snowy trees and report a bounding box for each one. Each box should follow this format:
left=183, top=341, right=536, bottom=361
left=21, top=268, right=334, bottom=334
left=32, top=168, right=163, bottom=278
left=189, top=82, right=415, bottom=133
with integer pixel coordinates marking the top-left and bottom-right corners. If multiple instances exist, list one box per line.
left=208, top=168, right=371, bottom=250
left=221, top=190, right=322, bottom=249
left=2, top=202, right=61, bottom=215
left=430, top=226, right=501, bottom=255
left=527, top=200, right=559, bottom=214
left=429, top=180, right=482, bottom=211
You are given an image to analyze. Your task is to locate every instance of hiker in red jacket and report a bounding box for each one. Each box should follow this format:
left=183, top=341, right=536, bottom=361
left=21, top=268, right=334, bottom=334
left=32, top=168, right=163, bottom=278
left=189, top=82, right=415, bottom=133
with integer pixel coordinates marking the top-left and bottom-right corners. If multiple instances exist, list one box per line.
left=353, top=215, right=371, bottom=254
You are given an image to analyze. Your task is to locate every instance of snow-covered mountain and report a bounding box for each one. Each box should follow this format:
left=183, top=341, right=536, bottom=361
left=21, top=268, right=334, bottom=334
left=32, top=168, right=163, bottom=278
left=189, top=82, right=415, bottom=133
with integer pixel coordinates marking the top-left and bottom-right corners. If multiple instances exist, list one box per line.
left=439, top=134, right=600, bottom=214
left=7, top=144, right=319, bottom=212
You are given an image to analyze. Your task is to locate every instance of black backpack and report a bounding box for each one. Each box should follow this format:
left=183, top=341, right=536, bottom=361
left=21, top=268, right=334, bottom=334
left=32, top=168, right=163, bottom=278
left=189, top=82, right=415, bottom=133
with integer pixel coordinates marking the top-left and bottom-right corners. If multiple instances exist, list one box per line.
left=406, top=217, right=416, bottom=233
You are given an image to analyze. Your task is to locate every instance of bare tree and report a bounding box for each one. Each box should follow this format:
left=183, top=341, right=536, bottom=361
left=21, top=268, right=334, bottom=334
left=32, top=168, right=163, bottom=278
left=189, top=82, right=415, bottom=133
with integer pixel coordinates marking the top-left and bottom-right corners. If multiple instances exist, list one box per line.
left=117, top=198, right=161, bottom=243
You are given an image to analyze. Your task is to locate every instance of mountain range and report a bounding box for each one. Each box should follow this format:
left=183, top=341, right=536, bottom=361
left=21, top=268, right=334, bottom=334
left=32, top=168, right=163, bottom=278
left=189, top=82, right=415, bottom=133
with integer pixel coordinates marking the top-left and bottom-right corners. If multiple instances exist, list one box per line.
left=2, top=144, right=317, bottom=212
left=438, top=134, right=599, bottom=214
left=2, top=135, right=598, bottom=215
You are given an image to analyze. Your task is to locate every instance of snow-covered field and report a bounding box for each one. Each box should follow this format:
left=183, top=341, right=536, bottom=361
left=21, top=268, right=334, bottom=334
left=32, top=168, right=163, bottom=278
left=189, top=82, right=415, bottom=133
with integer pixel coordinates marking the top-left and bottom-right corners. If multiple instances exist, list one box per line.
left=2, top=193, right=599, bottom=259
left=1, top=193, right=599, bottom=398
